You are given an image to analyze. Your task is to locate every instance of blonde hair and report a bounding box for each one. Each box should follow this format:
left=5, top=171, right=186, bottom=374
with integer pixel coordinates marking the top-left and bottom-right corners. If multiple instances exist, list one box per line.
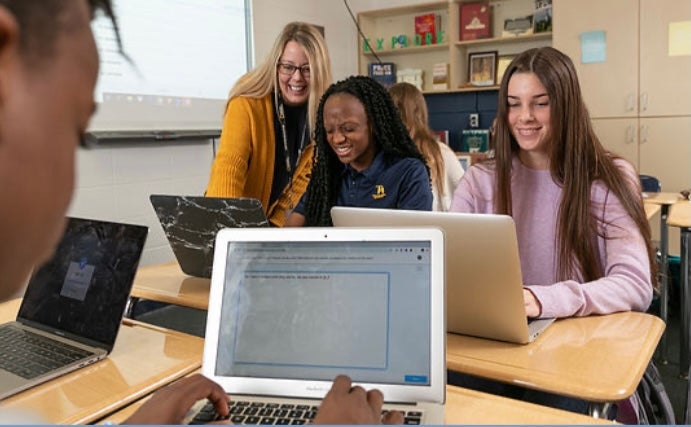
left=228, top=22, right=332, bottom=135
left=388, top=82, right=446, bottom=197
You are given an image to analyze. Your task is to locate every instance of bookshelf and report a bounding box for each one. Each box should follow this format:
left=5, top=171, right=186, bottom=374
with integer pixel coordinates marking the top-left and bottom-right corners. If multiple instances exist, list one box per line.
left=357, top=0, right=552, bottom=93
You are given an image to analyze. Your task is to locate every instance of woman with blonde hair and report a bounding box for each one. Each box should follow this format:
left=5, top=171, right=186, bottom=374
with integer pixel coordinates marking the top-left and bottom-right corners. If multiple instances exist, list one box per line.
left=206, top=22, right=332, bottom=226
left=389, top=82, right=464, bottom=211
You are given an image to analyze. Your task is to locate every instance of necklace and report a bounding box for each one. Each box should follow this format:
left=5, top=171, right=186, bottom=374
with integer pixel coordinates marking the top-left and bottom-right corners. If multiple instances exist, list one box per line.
left=276, top=93, right=308, bottom=212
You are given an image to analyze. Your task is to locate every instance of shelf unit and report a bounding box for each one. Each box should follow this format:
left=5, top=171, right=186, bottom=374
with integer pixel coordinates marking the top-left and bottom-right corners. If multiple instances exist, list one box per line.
left=357, top=0, right=553, bottom=93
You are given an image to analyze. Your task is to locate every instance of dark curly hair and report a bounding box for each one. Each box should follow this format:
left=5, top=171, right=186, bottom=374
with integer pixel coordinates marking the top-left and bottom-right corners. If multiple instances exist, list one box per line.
left=303, top=75, right=428, bottom=226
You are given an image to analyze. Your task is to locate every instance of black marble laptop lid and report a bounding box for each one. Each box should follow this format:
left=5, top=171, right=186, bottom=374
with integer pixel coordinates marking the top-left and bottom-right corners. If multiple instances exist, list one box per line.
left=150, top=195, right=269, bottom=278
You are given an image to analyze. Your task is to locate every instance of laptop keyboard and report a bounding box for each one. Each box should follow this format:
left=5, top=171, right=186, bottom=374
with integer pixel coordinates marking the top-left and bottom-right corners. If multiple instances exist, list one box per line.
left=0, top=324, right=94, bottom=379
left=190, top=399, right=424, bottom=425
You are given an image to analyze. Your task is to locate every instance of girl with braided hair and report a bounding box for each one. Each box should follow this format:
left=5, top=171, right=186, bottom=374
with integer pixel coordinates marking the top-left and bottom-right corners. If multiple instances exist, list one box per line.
left=286, top=75, right=432, bottom=226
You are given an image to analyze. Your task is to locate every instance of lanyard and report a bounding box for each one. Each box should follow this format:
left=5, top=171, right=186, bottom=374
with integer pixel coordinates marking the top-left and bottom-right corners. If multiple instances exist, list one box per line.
left=276, top=94, right=308, bottom=210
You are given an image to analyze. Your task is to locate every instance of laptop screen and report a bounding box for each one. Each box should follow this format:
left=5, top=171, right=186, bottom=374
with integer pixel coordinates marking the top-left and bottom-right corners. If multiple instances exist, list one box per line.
left=214, top=239, right=431, bottom=387
left=18, top=217, right=148, bottom=349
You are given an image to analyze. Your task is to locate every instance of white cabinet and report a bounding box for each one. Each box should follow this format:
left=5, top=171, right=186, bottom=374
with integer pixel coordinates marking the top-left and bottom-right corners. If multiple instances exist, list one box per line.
left=554, top=0, right=691, bottom=193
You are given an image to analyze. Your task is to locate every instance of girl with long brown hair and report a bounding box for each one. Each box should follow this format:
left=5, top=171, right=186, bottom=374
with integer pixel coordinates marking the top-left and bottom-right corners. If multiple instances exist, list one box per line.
left=389, top=82, right=464, bottom=211
left=452, top=46, right=654, bottom=319
left=449, top=45, right=655, bottom=418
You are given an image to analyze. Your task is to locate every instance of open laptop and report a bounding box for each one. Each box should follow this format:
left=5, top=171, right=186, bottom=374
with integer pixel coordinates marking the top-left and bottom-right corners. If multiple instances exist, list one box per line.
left=0, top=217, right=148, bottom=400
left=195, top=227, right=445, bottom=424
left=150, top=195, right=269, bottom=278
left=331, top=207, right=555, bottom=344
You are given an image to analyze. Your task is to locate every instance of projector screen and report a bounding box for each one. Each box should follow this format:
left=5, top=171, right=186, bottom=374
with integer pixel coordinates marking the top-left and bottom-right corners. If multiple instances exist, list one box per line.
left=87, top=0, right=251, bottom=139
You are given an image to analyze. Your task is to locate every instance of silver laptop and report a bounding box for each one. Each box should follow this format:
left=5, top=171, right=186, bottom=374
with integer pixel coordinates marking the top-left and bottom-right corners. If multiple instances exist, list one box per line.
left=150, top=194, right=269, bottom=278
left=0, top=217, right=148, bottom=400
left=198, top=227, right=445, bottom=424
left=331, top=207, right=555, bottom=344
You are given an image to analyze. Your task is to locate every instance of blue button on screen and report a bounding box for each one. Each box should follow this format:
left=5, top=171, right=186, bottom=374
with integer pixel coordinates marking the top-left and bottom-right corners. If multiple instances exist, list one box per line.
left=404, top=375, right=428, bottom=383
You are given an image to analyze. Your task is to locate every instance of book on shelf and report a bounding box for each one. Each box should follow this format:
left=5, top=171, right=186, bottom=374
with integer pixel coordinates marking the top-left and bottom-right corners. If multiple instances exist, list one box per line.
left=369, top=62, right=396, bottom=88
left=432, top=130, right=449, bottom=145
left=461, top=129, right=490, bottom=153
left=414, top=13, right=441, bottom=45
left=533, top=0, right=552, bottom=33
left=432, top=63, right=449, bottom=90
left=459, top=1, right=490, bottom=41
left=396, top=68, right=423, bottom=90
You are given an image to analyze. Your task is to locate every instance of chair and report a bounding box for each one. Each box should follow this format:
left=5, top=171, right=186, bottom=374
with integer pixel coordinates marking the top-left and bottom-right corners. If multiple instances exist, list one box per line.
left=640, top=174, right=662, bottom=193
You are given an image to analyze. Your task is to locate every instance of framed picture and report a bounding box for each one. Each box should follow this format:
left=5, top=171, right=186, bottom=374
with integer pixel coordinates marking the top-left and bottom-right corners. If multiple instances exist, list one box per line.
left=468, top=51, right=497, bottom=87
left=496, top=54, right=515, bottom=85
left=457, top=154, right=471, bottom=171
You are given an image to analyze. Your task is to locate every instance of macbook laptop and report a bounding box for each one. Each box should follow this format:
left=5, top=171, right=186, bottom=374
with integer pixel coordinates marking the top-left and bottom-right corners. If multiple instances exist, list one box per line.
left=149, top=195, right=269, bottom=278
left=331, top=207, right=555, bottom=344
left=0, top=217, right=148, bottom=400
left=195, top=227, right=445, bottom=424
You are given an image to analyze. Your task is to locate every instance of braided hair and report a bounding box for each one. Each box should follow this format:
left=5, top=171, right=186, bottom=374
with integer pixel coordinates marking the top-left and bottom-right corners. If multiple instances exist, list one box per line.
left=303, top=75, right=428, bottom=226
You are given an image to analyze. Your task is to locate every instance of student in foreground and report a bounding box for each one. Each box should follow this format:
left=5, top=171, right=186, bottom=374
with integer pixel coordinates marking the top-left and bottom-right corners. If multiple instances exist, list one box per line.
left=449, top=46, right=654, bottom=415
left=0, top=1, right=399, bottom=424
left=206, top=22, right=332, bottom=227
left=388, top=82, right=464, bottom=212
left=286, top=76, right=433, bottom=226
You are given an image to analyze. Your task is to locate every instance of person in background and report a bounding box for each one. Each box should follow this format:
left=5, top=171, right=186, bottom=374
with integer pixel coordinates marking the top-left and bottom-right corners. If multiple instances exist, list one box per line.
left=0, top=1, right=399, bottom=423
left=206, top=22, right=332, bottom=226
left=388, top=82, right=464, bottom=211
left=449, top=46, right=654, bottom=416
left=286, top=76, right=433, bottom=227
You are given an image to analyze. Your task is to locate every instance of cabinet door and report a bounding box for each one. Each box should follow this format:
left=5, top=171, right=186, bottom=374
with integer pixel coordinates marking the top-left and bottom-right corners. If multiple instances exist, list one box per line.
left=591, top=118, right=639, bottom=168
left=639, top=0, right=691, bottom=117
left=553, top=0, right=639, bottom=118
left=639, top=116, right=691, bottom=192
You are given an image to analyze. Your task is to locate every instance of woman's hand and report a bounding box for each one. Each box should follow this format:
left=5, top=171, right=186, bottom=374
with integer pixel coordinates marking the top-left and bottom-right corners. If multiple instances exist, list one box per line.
left=523, top=288, right=542, bottom=318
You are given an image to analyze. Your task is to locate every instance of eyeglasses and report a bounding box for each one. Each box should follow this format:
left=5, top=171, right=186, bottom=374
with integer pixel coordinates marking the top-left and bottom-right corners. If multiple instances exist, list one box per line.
left=277, top=62, right=311, bottom=78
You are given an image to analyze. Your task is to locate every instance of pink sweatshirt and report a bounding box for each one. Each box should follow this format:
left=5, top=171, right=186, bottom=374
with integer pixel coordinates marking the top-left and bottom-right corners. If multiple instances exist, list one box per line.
left=450, top=156, right=653, bottom=319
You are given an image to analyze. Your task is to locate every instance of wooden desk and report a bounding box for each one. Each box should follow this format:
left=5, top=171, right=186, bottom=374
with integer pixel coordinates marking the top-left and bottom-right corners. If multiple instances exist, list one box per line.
left=643, top=191, right=684, bottom=361
left=668, top=200, right=691, bottom=377
left=0, top=298, right=203, bottom=424
left=128, top=261, right=210, bottom=315
left=645, top=203, right=661, bottom=221
left=101, top=384, right=612, bottom=425
left=447, top=311, right=664, bottom=417
left=444, top=386, right=613, bottom=424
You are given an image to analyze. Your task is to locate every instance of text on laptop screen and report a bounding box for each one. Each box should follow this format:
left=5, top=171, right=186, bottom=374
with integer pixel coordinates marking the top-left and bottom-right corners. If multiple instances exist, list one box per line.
left=216, top=240, right=431, bottom=386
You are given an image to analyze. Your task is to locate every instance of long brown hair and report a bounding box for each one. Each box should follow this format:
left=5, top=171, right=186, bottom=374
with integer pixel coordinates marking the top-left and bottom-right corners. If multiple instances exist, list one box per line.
left=389, top=82, right=445, bottom=197
left=227, top=22, right=332, bottom=134
left=493, top=47, right=656, bottom=285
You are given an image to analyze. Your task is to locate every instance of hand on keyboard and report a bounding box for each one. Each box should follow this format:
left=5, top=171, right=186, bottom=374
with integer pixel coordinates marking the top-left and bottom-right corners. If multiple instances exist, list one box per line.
left=312, top=375, right=404, bottom=425
left=123, top=374, right=230, bottom=425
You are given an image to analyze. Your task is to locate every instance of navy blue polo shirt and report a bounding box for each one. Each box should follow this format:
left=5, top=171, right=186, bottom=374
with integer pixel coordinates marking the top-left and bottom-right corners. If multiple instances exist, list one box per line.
left=294, top=151, right=433, bottom=215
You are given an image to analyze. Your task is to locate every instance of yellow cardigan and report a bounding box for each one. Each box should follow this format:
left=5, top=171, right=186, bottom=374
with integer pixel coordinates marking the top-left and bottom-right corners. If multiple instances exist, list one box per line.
left=206, top=94, right=313, bottom=227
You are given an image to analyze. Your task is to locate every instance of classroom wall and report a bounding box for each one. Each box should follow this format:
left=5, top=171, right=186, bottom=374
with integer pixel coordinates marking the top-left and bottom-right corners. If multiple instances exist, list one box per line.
left=68, top=141, right=213, bottom=266
left=67, top=0, right=464, bottom=267
left=251, top=0, right=424, bottom=80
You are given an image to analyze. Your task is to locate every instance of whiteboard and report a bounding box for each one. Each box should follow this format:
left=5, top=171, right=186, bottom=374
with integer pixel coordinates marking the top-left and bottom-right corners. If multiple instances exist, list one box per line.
left=87, top=0, right=251, bottom=140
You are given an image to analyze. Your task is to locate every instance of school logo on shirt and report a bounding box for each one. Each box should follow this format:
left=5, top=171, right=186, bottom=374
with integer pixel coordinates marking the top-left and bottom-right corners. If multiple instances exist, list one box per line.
left=372, top=184, right=386, bottom=200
